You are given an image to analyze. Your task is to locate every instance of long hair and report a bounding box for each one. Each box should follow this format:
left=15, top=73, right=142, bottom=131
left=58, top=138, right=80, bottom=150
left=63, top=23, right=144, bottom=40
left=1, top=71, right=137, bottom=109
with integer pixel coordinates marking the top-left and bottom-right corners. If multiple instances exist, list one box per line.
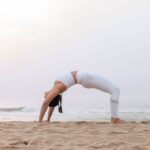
left=49, top=95, right=63, bottom=113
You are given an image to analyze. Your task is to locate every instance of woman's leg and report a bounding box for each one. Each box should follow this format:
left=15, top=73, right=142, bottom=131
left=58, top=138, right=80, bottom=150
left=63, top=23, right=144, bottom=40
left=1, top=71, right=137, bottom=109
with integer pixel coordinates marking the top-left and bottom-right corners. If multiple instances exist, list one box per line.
left=85, top=74, right=120, bottom=119
left=110, top=87, right=120, bottom=118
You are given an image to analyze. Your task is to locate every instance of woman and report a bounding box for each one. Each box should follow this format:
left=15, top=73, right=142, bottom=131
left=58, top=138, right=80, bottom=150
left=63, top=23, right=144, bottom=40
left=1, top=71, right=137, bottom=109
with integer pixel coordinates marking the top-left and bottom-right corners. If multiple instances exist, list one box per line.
left=39, top=71, right=123, bottom=124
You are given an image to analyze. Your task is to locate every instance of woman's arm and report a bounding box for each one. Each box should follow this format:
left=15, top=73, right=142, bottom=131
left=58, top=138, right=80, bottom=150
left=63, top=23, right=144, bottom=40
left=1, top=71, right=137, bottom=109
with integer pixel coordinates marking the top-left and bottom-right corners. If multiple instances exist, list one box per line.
left=47, top=107, right=55, bottom=122
left=39, top=87, right=60, bottom=122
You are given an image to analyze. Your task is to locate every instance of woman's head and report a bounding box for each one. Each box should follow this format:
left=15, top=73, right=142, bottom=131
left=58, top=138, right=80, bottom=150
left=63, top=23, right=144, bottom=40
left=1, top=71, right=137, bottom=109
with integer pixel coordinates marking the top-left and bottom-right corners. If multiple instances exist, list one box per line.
left=49, top=95, right=63, bottom=113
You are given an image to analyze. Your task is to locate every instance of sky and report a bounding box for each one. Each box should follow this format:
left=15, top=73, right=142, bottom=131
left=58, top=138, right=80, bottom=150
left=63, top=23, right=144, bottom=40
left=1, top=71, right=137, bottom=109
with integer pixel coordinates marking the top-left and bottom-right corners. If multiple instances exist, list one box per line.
left=0, top=0, right=150, bottom=109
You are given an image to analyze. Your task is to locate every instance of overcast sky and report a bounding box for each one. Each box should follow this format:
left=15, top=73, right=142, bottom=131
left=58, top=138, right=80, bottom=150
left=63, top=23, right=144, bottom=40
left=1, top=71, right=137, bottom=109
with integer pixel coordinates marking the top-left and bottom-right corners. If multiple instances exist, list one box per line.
left=0, top=0, right=150, bottom=108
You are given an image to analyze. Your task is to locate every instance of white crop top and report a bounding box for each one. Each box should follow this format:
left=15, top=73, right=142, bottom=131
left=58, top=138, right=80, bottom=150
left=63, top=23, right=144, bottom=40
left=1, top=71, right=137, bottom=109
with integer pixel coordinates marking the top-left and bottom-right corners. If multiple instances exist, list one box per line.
left=55, top=72, right=76, bottom=88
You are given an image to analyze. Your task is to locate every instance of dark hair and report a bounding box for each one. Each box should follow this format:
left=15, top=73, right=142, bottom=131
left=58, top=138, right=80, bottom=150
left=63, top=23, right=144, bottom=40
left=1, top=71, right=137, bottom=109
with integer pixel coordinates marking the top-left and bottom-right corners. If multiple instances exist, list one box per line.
left=49, top=95, right=63, bottom=113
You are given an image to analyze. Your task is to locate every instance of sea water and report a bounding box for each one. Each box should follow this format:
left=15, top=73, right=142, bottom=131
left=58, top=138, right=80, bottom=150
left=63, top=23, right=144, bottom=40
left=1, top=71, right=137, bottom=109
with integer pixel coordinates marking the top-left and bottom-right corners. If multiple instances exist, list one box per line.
left=0, top=106, right=150, bottom=122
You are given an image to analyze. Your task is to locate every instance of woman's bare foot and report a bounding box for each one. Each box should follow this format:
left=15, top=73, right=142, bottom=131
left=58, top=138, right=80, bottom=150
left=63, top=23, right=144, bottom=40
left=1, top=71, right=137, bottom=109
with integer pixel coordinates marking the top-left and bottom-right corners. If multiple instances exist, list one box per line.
left=111, top=117, right=126, bottom=124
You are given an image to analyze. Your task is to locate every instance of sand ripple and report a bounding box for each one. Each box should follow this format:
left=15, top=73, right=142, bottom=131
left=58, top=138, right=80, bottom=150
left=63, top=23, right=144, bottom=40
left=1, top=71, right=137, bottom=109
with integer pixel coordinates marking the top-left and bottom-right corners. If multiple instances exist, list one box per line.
left=0, top=121, right=150, bottom=150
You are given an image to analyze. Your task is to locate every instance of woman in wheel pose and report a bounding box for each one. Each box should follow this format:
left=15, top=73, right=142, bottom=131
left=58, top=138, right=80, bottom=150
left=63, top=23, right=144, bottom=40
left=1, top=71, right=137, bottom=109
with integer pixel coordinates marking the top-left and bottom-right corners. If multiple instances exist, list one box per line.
left=39, top=71, right=123, bottom=124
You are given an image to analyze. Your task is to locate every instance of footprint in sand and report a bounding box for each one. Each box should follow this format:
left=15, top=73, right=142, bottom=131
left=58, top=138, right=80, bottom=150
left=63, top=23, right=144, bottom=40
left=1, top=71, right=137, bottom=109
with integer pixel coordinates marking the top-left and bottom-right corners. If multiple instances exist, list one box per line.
left=7, top=137, right=30, bottom=147
left=108, top=130, right=128, bottom=134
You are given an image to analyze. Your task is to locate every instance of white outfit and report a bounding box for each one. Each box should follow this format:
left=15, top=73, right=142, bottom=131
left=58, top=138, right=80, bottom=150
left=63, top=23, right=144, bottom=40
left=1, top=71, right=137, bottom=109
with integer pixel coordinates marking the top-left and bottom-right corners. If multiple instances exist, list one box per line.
left=55, top=72, right=75, bottom=88
left=55, top=71, right=120, bottom=118
left=76, top=71, right=120, bottom=118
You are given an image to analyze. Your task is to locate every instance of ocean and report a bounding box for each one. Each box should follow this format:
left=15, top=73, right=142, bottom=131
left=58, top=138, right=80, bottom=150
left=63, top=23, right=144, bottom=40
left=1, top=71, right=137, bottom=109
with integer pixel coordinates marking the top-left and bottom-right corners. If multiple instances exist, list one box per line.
left=0, top=106, right=150, bottom=122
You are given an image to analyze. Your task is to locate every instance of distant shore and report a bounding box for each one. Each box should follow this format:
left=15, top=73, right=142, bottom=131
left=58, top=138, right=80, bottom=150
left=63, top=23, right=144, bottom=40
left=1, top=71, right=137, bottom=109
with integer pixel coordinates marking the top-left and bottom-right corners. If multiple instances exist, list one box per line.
left=0, top=121, right=150, bottom=150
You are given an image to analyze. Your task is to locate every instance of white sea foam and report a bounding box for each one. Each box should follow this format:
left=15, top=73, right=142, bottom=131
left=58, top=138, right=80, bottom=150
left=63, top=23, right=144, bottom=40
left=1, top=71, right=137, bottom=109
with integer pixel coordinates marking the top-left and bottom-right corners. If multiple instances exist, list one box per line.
left=0, top=106, right=150, bottom=122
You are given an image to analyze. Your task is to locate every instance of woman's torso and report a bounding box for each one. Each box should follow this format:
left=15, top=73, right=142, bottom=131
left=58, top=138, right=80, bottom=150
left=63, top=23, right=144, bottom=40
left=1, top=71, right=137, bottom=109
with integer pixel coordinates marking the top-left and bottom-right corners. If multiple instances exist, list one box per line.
left=54, top=71, right=78, bottom=89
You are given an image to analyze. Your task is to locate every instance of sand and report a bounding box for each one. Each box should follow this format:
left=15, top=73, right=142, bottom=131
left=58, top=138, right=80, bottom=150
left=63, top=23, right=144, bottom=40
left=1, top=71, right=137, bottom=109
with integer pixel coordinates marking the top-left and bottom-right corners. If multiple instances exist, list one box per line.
left=0, top=121, right=150, bottom=150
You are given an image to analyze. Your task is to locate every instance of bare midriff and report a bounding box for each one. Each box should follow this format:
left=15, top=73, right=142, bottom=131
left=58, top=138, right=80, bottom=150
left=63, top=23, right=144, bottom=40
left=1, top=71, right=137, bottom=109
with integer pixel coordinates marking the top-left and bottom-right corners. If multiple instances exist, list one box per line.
left=71, top=70, right=78, bottom=84
left=54, top=71, right=78, bottom=92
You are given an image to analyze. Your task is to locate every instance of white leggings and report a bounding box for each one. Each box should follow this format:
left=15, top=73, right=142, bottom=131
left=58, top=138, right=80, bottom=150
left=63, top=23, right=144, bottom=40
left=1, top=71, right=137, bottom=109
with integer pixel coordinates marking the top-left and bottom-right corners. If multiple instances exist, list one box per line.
left=76, top=72, right=120, bottom=118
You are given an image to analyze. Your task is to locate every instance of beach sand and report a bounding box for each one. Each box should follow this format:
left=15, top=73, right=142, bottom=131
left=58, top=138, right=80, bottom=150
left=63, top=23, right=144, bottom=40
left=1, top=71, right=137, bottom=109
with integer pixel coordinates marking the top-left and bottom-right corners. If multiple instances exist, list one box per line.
left=0, top=121, right=150, bottom=150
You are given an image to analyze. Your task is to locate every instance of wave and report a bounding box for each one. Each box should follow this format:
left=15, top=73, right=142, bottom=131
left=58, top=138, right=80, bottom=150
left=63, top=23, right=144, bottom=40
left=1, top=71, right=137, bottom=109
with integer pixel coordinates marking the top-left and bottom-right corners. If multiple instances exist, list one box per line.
left=0, top=107, right=150, bottom=121
left=65, top=108, right=150, bottom=113
left=0, top=107, right=150, bottom=114
left=0, top=107, right=25, bottom=112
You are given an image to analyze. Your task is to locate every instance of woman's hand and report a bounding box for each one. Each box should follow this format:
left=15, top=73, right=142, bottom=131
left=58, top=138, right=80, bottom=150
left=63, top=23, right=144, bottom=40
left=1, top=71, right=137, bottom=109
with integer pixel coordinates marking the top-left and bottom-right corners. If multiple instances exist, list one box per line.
left=44, top=90, right=51, bottom=99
